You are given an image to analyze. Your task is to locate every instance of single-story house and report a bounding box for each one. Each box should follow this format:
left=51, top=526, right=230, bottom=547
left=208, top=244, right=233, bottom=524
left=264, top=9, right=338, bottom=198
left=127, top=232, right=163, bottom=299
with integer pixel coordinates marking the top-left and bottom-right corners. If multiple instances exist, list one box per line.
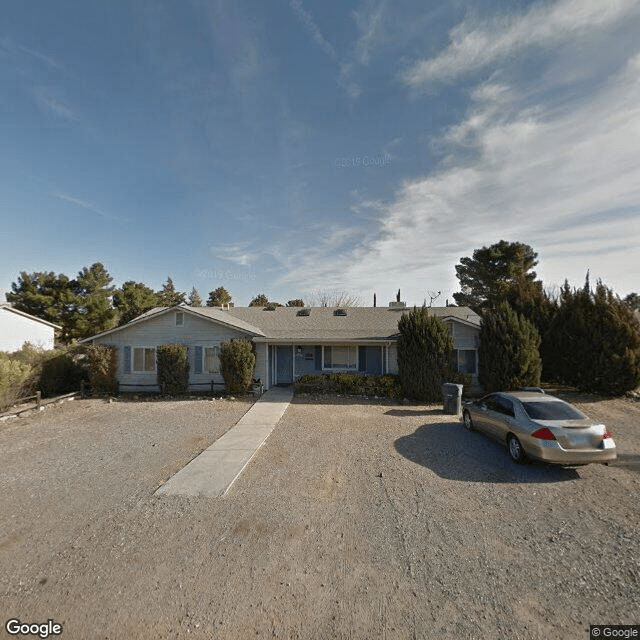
left=81, top=301, right=481, bottom=392
left=0, top=303, right=60, bottom=352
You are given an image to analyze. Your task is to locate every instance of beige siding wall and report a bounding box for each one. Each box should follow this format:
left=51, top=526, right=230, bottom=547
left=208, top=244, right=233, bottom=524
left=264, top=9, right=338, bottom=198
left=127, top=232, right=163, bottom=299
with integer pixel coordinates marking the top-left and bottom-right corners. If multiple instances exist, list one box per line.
left=94, top=310, right=254, bottom=391
left=449, top=322, right=479, bottom=349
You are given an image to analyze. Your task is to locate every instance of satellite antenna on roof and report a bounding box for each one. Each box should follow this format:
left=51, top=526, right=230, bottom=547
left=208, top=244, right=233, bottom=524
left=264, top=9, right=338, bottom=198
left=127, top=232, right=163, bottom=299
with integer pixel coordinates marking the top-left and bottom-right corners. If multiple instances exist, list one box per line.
left=427, top=291, right=441, bottom=307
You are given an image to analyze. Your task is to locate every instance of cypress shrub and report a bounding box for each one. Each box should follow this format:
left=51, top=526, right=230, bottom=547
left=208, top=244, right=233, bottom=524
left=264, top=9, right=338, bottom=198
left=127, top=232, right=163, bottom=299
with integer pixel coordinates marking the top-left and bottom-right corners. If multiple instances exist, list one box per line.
left=85, top=344, right=118, bottom=396
left=397, top=307, right=454, bottom=402
left=219, top=339, right=256, bottom=394
left=479, top=302, right=541, bottom=393
left=156, top=343, right=189, bottom=395
left=40, top=347, right=84, bottom=397
left=542, top=278, right=640, bottom=395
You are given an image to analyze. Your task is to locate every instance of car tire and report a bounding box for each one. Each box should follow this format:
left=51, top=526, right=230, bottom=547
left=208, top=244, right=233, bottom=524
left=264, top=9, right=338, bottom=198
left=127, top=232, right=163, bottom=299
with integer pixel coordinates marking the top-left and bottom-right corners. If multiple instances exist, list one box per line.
left=507, top=434, right=526, bottom=464
left=463, top=410, right=474, bottom=431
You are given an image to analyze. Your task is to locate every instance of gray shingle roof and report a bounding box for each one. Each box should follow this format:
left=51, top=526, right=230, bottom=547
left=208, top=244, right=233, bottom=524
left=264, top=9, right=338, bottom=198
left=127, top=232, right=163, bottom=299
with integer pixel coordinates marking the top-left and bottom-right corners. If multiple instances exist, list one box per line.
left=219, top=305, right=480, bottom=341
left=93, top=304, right=480, bottom=343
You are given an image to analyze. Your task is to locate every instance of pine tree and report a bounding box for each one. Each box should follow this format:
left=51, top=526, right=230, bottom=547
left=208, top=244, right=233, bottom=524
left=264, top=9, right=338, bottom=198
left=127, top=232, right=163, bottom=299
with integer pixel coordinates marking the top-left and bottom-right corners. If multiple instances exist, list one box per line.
left=206, top=287, right=232, bottom=307
left=70, top=263, right=116, bottom=340
left=188, top=287, right=203, bottom=307
left=397, top=307, right=454, bottom=402
left=453, top=240, right=541, bottom=313
left=478, top=302, right=541, bottom=393
left=157, top=277, right=186, bottom=306
left=249, top=293, right=269, bottom=307
left=6, top=271, right=76, bottom=341
left=112, top=281, right=159, bottom=326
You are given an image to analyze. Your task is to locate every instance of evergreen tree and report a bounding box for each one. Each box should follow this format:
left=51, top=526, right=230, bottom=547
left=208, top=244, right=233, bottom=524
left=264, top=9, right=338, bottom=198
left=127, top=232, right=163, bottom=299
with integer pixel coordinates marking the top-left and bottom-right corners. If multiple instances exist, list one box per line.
left=624, top=292, right=640, bottom=311
left=6, top=271, right=76, bottom=340
left=542, top=277, right=640, bottom=395
left=206, top=287, right=232, bottom=307
left=397, top=307, right=454, bottom=402
left=70, top=263, right=116, bottom=340
left=112, top=281, right=159, bottom=326
left=188, top=287, right=203, bottom=307
left=157, top=277, right=186, bottom=306
left=249, top=293, right=269, bottom=307
left=219, top=339, right=256, bottom=393
left=286, top=299, right=305, bottom=307
left=478, top=302, right=541, bottom=393
left=453, top=240, right=541, bottom=313
left=156, top=344, right=189, bottom=395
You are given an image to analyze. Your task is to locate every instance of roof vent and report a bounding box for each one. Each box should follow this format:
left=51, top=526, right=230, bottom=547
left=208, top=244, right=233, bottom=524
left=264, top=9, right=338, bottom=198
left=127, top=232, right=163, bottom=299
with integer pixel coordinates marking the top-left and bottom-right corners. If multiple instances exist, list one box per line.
left=297, top=308, right=311, bottom=316
left=334, top=308, right=347, bottom=316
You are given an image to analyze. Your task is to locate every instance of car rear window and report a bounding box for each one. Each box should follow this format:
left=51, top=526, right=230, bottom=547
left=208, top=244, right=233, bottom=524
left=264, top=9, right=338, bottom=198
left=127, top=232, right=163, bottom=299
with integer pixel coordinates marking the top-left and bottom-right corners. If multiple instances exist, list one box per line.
left=521, top=401, right=585, bottom=420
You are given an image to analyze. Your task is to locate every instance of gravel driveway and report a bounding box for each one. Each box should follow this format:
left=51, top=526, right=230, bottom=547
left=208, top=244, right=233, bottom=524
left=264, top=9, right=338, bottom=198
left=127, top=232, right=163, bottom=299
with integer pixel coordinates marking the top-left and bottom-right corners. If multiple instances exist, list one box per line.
left=1, top=391, right=638, bottom=640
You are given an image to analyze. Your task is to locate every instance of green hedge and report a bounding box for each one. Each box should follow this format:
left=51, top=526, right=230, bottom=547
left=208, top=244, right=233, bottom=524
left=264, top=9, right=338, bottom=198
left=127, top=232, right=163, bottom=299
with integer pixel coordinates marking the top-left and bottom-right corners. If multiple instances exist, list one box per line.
left=85, top=344, right=118, bottom=396
left=294, top=373, right=402, bottom=398
left=156, top=344, right=190, bottom=395
left=219, top=339, right=255, bottom=394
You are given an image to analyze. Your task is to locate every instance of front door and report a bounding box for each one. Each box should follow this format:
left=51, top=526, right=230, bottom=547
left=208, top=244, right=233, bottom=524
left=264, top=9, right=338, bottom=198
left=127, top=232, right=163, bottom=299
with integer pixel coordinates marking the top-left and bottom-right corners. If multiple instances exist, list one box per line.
left=276, top=346, right=293, bottom=385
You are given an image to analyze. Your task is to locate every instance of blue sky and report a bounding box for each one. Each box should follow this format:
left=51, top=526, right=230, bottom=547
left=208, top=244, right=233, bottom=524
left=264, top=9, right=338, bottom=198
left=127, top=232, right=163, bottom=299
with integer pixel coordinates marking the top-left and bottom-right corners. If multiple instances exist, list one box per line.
left=2, top=0, right=639, bottom=307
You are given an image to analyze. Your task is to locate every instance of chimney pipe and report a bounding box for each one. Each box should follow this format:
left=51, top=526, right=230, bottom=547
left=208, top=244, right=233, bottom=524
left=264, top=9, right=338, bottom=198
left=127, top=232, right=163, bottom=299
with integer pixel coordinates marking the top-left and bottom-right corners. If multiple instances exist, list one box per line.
left=373, top=293, right=376, bottom=307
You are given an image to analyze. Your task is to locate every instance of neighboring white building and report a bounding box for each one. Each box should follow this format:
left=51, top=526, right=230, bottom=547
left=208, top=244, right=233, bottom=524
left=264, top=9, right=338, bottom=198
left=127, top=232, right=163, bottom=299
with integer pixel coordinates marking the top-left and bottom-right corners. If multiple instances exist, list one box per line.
left=0, top=304, right=60, bottom=352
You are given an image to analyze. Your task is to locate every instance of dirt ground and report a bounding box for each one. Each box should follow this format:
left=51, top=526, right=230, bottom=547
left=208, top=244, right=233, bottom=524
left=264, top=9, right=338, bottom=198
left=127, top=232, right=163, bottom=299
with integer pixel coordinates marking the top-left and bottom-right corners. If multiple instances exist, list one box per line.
left=1, top=390, right=639, bottom=640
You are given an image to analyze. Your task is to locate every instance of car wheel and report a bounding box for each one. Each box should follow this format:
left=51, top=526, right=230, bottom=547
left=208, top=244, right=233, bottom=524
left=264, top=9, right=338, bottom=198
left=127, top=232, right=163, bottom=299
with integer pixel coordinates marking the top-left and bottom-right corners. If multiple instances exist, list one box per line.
left=507, top=434, right=526, bottom=464
left=463, top=410, right=474, bottom=431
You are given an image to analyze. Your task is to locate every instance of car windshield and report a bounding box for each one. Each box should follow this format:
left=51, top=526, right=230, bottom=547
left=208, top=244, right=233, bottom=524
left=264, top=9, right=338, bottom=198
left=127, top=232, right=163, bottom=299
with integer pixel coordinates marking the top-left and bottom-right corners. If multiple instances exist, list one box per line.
left=522, top=401, right=585, bottom=421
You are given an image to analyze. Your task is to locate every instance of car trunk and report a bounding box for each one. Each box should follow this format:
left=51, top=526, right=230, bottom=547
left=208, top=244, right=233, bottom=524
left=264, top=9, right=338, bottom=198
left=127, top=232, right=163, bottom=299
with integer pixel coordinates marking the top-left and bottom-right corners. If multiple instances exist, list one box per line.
left=533, top=420, right=607, bottom=450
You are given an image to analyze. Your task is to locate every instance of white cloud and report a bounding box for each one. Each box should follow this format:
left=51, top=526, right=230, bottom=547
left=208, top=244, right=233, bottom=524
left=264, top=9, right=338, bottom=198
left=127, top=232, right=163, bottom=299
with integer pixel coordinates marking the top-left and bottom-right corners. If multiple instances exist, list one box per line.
left=211, top=242, right=261, bottom=267
left=55, top=192, right=125, bottom=222
left=352, top=1, right=385, bottom=65
left=402, top=0, right=640, bottom=87
left=34, top=88, right=78, bottom=122
left=281, top=44, right=640, bottom=302
left=290, top=0, right=362, bottom=100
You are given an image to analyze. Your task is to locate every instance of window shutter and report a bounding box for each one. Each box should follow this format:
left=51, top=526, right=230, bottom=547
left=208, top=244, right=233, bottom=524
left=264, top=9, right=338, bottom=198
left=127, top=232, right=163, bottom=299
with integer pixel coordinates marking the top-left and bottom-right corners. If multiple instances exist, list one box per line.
left=194, top=346, right=203, bottom=374
left=123, top=346, right=131, bottom=374
left=358, top=347, right=366, bottom=372
left=315, top=346, right=322, bottom=370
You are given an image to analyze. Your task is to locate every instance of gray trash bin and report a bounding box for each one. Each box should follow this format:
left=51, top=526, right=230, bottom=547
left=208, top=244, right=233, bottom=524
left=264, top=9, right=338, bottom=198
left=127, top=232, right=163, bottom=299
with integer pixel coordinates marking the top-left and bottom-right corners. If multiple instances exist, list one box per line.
left=442, top=383, right=463, bottom=415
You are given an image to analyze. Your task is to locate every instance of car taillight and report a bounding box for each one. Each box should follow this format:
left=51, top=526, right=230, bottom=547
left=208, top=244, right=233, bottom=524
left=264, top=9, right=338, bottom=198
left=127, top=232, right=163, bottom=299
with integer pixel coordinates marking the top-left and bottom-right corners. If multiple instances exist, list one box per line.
left=532, top=427, right=556, bottom=440
left=603, top=429, right=612, bottom=439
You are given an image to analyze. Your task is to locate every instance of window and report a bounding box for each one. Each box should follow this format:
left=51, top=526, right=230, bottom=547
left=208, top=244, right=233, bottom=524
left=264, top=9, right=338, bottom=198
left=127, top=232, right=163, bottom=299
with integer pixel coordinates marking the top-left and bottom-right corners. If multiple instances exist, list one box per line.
left=494, top=396, right=515, bottom=417
left=176, top=312, right=184, bottom=326
left=204, top=346, right=220, bottom=373
left=522, top=401, right=585, bottom=420
left=323, top=345, right=357, bottom=369
left=454, top=349, right=477, bottom=374
left=133, top=347, right=156, bottom=372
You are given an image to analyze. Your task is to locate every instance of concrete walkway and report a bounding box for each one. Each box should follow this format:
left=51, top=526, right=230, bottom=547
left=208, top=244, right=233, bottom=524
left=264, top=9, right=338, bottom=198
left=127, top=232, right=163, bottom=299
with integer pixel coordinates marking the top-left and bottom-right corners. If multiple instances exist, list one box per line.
left=155, top=386, right=293, bottom=498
